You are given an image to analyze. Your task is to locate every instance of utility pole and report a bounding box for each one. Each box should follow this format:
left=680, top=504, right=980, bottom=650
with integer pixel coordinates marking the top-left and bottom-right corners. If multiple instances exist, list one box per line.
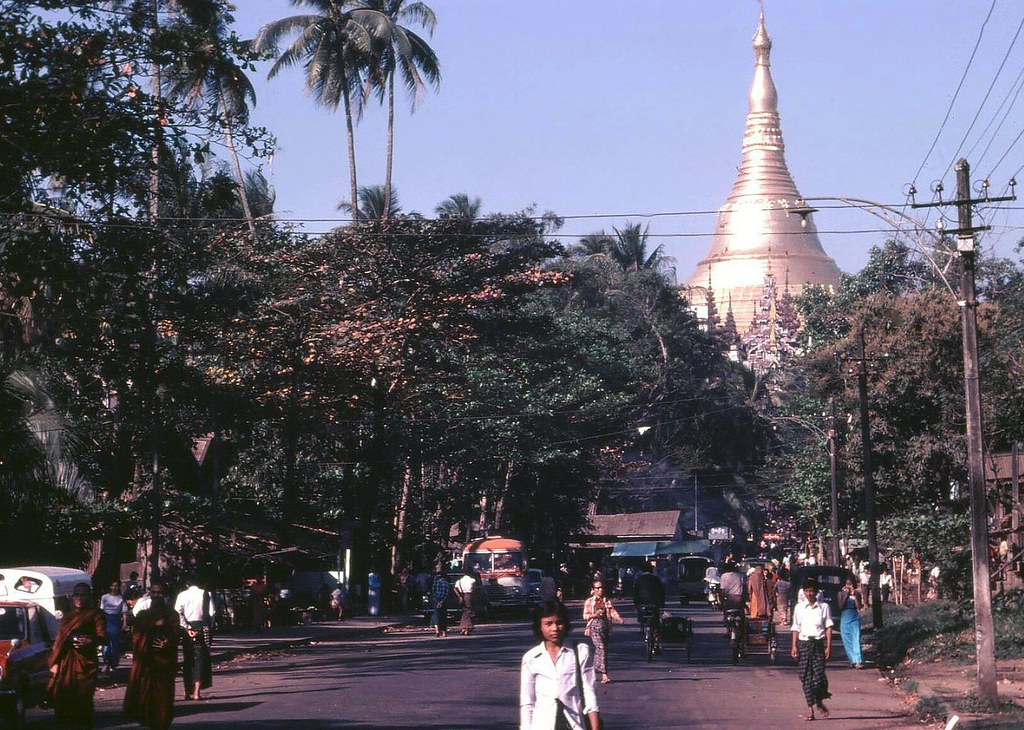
left=912, top=158, right=1014, bottom=705
left=855, top=326, right=883, bottom=629
left=829, top=398, right=841, bottom=566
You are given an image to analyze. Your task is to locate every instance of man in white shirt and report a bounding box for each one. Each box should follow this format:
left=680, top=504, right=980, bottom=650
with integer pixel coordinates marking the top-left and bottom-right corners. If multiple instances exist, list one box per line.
left=453, top=570, right=478, bottom=635
left=132, top=591, right=152, bottom=616
left=719, top=562, right=746, bottom=611
left=790, top=578, right=834, bottom=721
left=174, top=577, right=216, bottom=700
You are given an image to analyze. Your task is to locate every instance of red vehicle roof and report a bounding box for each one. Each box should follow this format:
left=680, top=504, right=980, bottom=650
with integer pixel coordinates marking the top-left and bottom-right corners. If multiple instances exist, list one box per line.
left=463, top=537, right=525, bottom=552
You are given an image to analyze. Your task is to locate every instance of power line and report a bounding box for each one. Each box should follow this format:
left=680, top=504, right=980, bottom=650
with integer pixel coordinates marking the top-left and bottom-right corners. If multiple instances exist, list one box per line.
left=969, top=61, right=1024, bottom=167
left=943, top=9, right=1024, bottom=181
left=913, top=0, right=999, bottom=187
left=1, top=199, right=921, bottom=227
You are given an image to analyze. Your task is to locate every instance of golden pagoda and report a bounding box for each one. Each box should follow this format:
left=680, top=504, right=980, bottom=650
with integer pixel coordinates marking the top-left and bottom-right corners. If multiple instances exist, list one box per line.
left=686, top=11, right=841, bottom=319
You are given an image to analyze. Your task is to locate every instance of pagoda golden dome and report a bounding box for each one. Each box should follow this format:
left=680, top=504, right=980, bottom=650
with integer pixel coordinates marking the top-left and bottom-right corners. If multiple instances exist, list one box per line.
left=686, top=11, right=841, bottom=320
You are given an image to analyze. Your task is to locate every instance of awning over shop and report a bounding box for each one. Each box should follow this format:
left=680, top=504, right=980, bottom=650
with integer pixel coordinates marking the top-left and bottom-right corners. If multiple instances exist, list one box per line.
left=610, top=541, right=661, bottom=558
left=655, top=539, right=711, bottom=556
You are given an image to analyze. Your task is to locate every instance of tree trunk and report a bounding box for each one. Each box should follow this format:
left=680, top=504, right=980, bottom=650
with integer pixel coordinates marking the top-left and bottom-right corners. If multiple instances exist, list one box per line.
left=493, top=460, right=514, bottom=532
left=391, top=460, right=413, bottom=574
left=280, top=338, right=303, bottom=542
left=220, top=91, right=256, bottom=237
left=474, top=494, right=487, bottom=541
left=148, top=4, right=161, bottom=223
left=383, top=73, right=395, bottom=220
left=341, top=53, right=359, bottom=221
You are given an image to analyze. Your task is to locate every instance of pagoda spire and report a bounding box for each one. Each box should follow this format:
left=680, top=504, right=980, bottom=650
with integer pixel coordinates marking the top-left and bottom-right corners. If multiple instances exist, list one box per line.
left=686, top=10, right=841, bottom=318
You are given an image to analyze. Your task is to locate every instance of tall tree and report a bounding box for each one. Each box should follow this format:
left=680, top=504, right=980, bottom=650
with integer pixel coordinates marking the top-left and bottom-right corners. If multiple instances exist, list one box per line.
left=569, top=231, right=613, bottom=258
left=255, top=0, right=386, bottom=215
left=163, top=0, right=260, bottom=235
left=609, top=222, right=673, bottom=273
left=364, top=0, right=440, bottom=219
left=338, top=183, right=402, bottom=221
left=434, top=193, right=481, bottom=222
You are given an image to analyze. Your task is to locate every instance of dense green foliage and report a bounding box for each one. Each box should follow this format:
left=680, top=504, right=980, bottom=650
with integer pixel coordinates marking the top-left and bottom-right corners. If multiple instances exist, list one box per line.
left=776, top=238, right=1024, bottom=593
left=0, top=2, right=762, bottom=580
left=5, top=3, right=1024, bottom=596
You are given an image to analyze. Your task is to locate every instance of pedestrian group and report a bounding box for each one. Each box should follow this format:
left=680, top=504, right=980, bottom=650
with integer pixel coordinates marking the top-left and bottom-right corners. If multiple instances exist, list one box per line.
left=45, top=576, right=217, bottom=729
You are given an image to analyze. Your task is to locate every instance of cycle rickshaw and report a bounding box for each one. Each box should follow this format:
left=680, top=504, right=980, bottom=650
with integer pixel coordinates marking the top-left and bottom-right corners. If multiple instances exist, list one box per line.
left=639, top=605, right=693, bottom=662
left=724, top=606, right=777, bottom=665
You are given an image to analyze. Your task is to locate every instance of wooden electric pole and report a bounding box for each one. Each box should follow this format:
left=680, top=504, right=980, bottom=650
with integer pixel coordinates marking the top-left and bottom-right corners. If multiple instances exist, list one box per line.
left=912, top=158, right=1014, bottom=705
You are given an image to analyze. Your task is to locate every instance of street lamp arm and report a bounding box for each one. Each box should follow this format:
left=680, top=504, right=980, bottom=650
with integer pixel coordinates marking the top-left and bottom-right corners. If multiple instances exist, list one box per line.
left=773, top=414, right=830, bottom=447
left=799, top=196, right=957, bottom=298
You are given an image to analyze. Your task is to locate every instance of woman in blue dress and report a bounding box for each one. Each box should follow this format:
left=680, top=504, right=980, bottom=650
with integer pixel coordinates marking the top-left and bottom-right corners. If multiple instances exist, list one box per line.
left=838, top=576, right=863, bottom=668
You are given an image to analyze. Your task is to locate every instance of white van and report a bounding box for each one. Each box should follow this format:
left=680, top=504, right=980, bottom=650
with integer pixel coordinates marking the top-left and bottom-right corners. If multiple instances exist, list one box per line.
left=0, top=567, right=92, bottom=725
left=0, top=566, right=93, bottom=637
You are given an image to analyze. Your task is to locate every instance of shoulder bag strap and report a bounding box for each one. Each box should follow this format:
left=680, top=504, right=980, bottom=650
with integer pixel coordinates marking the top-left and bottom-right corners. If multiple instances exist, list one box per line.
left=572, top=644, right=601, bottom=729
left=572, top=643, right=584, bottom=701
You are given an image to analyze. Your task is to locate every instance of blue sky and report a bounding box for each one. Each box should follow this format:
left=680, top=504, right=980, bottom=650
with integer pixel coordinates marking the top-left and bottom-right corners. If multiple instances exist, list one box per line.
left=231, top=1, right=1024, bottom=280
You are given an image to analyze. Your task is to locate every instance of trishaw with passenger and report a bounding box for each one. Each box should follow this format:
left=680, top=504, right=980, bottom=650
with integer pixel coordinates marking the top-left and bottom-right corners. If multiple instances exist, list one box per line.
left=723, top=603, right=777, bottom=665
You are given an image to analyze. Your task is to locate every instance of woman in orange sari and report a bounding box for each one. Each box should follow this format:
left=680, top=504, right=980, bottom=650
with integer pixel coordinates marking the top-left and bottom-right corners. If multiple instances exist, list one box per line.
left=124, top=579, right=180, bottom=729
left=48, top=582, right=106, bottom=729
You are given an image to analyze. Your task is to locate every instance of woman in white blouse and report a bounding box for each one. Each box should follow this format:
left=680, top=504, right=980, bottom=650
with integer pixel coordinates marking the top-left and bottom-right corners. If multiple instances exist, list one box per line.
left=520, top=600, right=601, bottom=730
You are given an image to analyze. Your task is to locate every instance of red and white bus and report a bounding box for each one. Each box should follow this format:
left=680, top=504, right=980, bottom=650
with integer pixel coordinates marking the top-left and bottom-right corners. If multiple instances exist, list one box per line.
left=462, top=536, right=530, bottom=610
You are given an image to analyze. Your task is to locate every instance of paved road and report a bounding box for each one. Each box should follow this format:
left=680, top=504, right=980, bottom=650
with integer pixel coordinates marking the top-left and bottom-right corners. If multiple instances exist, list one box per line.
left=30, top=603, right=927, bottom=729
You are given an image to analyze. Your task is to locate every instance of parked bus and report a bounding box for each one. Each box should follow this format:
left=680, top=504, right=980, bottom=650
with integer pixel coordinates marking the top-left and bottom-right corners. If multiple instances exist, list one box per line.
left=462, top=537, right=530, bottom=611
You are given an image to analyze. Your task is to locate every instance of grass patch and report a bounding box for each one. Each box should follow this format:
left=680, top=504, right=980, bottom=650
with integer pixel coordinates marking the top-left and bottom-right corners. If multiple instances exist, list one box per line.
left=874, top=600, right=971, bottom=667
left=953, top=693, right=1020, bottom=714
left=993, top=589, right=1024, bottom=659
left=873, top=591, right=1024, bottom=670
left=915, top=695, right=946, bottom=720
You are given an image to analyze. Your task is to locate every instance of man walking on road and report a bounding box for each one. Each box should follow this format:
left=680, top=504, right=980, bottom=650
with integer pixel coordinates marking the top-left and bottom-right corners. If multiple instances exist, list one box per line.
left=791, top=577, right=834, bottom=721
left=174, top=575, right=215, bottom=701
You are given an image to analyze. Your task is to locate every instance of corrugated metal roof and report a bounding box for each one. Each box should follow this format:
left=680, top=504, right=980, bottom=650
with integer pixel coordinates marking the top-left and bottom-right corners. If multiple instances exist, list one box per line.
left=583, top=511, right=683, bottom=540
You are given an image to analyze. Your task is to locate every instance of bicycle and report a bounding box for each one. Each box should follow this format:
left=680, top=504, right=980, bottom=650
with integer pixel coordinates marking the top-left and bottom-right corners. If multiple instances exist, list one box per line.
left=637, top=604, right=662, bottom=662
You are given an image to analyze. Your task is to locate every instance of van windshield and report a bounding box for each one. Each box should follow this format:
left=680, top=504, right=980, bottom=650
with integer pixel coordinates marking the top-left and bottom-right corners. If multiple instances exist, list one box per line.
left=0, top=607, right=26, bottom=640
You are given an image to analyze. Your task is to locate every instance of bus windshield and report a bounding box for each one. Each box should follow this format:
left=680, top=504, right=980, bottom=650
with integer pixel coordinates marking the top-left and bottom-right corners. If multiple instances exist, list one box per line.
left=468, top=552, right=524, bottom=574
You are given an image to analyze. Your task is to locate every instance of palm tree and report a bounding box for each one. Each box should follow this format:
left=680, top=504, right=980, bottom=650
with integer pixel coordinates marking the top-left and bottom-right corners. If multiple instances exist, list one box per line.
left=434, top=193, right=481, bottom=222
left=242, top=170, right=277, bottom=221
left=338, top=183, right=402, bottom=221
left=255, top=1, right=386, bottom=215
left=364, top=0, right=440, bottom=218
left=164, top=0, right=259, bottom=236
left=610, top=222, right=674, bottom=273
left=569, top=230, right=614, bottom=258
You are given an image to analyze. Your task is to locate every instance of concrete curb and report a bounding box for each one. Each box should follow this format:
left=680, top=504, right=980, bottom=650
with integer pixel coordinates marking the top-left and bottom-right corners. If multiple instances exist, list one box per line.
left=901, top=677, right=1024, bottom=729
left=210, top=619, right=413, bottom=663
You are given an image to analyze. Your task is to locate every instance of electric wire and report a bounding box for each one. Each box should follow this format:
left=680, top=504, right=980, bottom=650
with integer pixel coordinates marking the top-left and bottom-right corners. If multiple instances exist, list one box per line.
left=0, top=200, right=921, bottom=227
left=969, top=62, right=1024, bottom=168
left=912, top=0, right=999, bottom=188
left=943, top=8, right=1024, bottom=181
